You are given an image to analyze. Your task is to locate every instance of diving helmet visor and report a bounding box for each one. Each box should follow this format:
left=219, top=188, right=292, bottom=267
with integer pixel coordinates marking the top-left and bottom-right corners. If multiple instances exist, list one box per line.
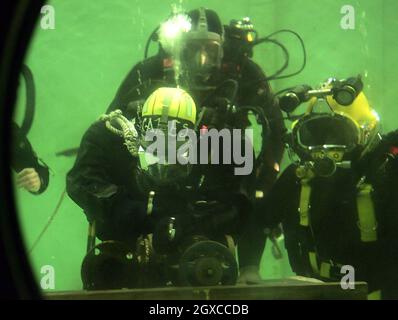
left=181, top=38, right=222, bottom=80
left=295, top=114, right=360, bottom=151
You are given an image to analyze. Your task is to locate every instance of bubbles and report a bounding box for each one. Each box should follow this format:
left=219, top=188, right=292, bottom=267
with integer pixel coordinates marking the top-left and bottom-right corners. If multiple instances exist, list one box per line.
left=159, top=14, right=191, bottom=42
left=158, top=3, right=191, bottom=87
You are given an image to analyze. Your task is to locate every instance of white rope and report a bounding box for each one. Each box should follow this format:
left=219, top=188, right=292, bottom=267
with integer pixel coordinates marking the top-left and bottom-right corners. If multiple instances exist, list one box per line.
left=99, top=109, right=139, bottom=157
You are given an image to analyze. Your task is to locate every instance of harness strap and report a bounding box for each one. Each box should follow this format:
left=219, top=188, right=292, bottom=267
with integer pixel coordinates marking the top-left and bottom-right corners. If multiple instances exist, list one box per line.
left=225, top=235, right=236, bottom=258
left=308, top=251, right=343, bottom=279
left=356, top=182, right=378, bottom=242
left=308, top=251, right=319, bottom=274
left=319, top=261, right=331, bottom=279
left=299, top=178, right=311, bottom=227
left=297, top=170, right=378, bottom=281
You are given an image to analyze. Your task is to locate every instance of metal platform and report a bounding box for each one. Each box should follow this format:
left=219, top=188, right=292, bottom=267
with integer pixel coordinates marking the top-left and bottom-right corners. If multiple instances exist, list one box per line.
left=45, top=279, right=368, bottom=300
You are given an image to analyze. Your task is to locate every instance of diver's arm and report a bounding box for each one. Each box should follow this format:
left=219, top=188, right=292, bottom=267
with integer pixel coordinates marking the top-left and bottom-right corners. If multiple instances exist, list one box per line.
left=66, top=122, right=148, bottom=240
left=240, top=59, right=286, bottom=194
left=107, top=65, right=141, bottom=113
left=106, top=55, right=164, bottom=113
left=11, top=122, right=49, bottom=194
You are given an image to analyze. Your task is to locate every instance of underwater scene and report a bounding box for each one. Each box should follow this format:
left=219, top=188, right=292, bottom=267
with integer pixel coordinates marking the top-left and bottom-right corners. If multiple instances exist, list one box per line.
left=11, top=0, right=398, bottom=299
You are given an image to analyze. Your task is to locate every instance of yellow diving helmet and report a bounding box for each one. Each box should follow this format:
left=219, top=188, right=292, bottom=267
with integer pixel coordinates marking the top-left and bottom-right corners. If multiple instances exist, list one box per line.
left=141, top=87, right=196, bottom=129
left=288, top=77, right=381, bottom=177
left=137, top=87, right=197, bottom=188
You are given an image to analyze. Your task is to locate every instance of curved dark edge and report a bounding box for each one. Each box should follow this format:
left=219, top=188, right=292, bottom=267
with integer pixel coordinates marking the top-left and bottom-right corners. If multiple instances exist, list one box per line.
left=0, top=0, right=45, bottom=299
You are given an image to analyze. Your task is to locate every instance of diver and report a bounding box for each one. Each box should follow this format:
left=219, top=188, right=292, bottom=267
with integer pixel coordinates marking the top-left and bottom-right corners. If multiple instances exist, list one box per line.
left=243, top=76, right=398, bottom=299
left=11, top=122, right=49, bottom=194
left=106, top=7, right=286, bottom=198
left=104, top=7, right=286, bottom=284
left=67, top=87, right=254, bottom=289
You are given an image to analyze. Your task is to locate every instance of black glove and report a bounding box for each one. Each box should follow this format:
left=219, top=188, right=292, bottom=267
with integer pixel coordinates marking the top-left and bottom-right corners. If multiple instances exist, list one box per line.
left=201, top=97, right=236, bottom=129
left=109, top=195, right=153, bottom=238
left=189, top=200, right=244, bottom=236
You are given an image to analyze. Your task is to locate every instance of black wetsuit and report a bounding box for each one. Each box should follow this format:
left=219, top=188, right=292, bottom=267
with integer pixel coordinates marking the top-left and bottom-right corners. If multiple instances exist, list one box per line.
left=244, top=131, right=398, bottom=299
left=11, top=122, right=49, bottom=194
left=66, top=119, right=254, bottom=248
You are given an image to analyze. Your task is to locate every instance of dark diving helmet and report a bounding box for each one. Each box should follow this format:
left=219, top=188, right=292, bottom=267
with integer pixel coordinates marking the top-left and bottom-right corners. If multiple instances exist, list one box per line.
left=180, top=8, right=224, bottom=88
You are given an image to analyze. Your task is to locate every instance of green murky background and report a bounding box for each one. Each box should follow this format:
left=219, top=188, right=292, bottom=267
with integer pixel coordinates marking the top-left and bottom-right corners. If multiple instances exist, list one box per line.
left=13, top=0, right=398, bottom=291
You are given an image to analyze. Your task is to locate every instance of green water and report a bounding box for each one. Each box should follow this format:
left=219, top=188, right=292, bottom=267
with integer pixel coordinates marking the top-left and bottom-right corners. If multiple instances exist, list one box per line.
left=13, top=0, right=398, bottom=292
